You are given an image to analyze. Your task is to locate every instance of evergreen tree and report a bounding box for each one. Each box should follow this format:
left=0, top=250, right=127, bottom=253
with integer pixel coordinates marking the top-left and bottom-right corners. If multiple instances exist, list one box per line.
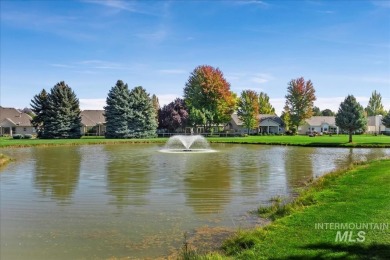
left=258, top=92, right=275, bottom=114
left=104, top=80, right=132, bottom=138
left=365, top=90, right=386, bottom=116
left=44, top=81, right=82, bottom=138
left=335, top=95, right=367, bottom=143
left=312, top=106, right=321, bottom=116
left=382, top=109, right=390, bottom=128
left=151, top=94, right=160, bottom=125
left=30, top=89, right=49, bottom=137
left=321, top=109, right=335, bottom=116
left=128, top=86, right=157, bottom=138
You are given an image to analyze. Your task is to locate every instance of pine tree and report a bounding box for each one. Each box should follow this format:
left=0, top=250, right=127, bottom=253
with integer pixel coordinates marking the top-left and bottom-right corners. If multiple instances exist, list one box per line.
left=382, top=110, right=390, bottom=128
left=104, top=80, right=132, bottom=138
left=30, top=89, right=49, bottom=137
left=43, top=81, right=82, bottom=138
left=365, top=90, right=386, bottom=116
left=335, top=95, right=367, bottom=143
left=128, top=86, right=157, bottom=138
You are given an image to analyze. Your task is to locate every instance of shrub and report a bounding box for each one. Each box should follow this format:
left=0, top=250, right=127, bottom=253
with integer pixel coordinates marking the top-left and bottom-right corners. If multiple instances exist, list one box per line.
left=12, top=134, right=23, bottom=139
left=23, top=134, right=33, bottom=139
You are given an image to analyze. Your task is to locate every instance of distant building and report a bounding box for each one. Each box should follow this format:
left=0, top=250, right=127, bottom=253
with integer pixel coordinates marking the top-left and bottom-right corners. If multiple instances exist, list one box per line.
left=0, top=106, right=35, bottom=136
left=298, top=116, right=339, bottom=135
left=226, top=113, right=285, bottom=134
left=367, top=115, right=390, bottom=134
left=80, top=110, right=106, bottom=136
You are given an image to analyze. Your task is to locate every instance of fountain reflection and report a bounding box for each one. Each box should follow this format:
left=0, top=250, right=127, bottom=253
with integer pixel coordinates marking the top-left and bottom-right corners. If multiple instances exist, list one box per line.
left=160, top=135, right=216, bottom=153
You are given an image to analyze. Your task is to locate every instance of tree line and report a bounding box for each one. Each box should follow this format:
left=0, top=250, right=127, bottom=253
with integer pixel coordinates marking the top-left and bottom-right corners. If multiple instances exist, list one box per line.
left=29, top=65, right=390, bottom=141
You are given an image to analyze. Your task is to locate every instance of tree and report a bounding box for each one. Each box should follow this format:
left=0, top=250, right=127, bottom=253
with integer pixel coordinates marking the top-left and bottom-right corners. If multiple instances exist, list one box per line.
left=158, top=98, right=188, bottom=132
left=184, top=65, right=236, bottom=131
left=43, top=81, right=82, bottom=138
left=312, top=106, right=321, bottom=116
left=151, top=94, right=160, bottom=124
left=237, top=90, right=259, bottom=134
left=285, top=77, right=316, bottom=131
left=321, top=109, right=335, bottom=116
left=104, top=80, right=132, bottom=138
left=281, top=104, right=292, bottom=132
left=30, top=89, right=49, bottom=137
left=365, top=90, right=386, bottom=116
left=382, top=109, right=390, bottom=128
left=128, top=86, right=158, bottom=138
left=335, top=95, right=367, bottom=143
left=258, top=92, right=275, bottom=114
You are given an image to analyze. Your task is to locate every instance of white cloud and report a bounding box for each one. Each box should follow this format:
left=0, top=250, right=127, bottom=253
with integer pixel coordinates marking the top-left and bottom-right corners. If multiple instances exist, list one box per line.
left=158, top=69, right=187, bottom=75
left=250, top=73, right=274, bottom=84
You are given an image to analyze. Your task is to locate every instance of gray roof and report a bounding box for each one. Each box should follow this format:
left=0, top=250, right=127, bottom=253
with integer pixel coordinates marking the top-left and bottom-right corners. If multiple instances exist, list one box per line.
left=0, top=107, right=33, bottom=126
left=80, top=110, right=105, bottom=126
left=231, top=113, right=284, bottom=126
left=304, top=116, right=336, bottom=126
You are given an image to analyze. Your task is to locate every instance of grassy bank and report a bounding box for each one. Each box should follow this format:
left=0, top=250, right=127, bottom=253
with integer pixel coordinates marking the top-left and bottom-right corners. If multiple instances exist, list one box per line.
left=193, top=159, right=390, bottom=259
left=208, top=134, right=390, bottom=148
left=1, top=135, right=389, bottom=148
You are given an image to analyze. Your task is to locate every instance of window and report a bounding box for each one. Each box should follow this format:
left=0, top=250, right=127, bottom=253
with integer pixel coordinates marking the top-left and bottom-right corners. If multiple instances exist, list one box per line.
left=23, top=127, right=27, bottom=131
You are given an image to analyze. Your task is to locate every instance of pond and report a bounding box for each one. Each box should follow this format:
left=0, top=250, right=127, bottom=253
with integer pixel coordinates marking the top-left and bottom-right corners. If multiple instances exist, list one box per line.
left=1, top=144, right=389, bottom=259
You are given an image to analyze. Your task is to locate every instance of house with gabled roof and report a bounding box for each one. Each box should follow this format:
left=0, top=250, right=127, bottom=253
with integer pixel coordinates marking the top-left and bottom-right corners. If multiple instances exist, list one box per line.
left=0, top=106, right=35, bottom=136
left=80, top=110, right=106, bottom=136
left=226, top=113, right=285, bottom=134
left=298, top=116, right=339, bottom=135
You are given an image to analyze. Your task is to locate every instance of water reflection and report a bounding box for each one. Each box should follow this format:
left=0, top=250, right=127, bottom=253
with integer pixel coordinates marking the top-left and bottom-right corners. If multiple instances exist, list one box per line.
left=284, top=147, right=314, bottom=191
left=105, top=145, right=152, bottom=208
left=33, top=147, right=81, bottom=202
left=182, top=152, right=232, bottom=214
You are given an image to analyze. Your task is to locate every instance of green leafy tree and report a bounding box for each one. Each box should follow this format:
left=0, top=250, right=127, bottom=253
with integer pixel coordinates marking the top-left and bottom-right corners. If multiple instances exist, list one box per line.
left=285, top=77, right=316, bottom=131
left=365, top=90, right=386, bottom=116
left=382, top=109, right=390, bottom=128
left=104, top=80, right=132, bottom=138
left=281, top=104, right=292, bottom=132
left=30, top=89, right=49, bottom=137
left=44, top=81, right=82, bottom=138
left=184, top=65, right=236, bottom=131
left=128, top=86, right=157, bottom=138
left=312, top=106, right=321, bottom=116
left=321, top=109, right=335, bottom=116
left=188, top=107, right=207, bottom=130
left=335, top=95, right=367, bottom=143
left=237, top=90, right=259, bottom=134
left=258, top=92, right=275, bottom=114
left=151, top=94, right=160, bottom=124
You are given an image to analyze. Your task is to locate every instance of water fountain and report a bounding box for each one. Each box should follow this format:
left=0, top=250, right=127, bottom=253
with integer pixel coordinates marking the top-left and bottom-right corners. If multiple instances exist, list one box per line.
left=160, top=135, right=216, bottom=153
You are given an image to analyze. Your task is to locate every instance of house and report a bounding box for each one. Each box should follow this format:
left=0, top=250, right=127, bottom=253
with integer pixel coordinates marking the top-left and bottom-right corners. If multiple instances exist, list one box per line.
left=0, top=106, right=35, bottom=136
left=367, top=115, right=390, bottom=134
left=298, top=116, right=339, bottom=135
left=80, top=110, right=106, bottom=136
left=226, top=113, right=285, bottom=134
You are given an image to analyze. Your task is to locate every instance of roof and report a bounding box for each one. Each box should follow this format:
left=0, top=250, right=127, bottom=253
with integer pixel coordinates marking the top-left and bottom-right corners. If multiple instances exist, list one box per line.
left=231, top=113, right=284, bottom=126
left=304, top=116, right=336, bottom=126
left=80, top=110, right=105, bottom=126
left=0, top=107, right=33, bottom=126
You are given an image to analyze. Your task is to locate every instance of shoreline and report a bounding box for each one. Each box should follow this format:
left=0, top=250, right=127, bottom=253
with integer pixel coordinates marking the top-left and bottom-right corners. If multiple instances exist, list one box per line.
left=181, top=158, right=390, bottom=259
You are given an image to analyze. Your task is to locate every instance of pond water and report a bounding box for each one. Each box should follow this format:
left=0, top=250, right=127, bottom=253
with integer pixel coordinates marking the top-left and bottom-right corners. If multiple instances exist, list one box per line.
left=1, top=144, right=389, bottom=259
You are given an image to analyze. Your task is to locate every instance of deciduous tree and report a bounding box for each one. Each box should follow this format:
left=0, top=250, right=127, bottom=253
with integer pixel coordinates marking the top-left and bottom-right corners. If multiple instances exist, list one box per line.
left=258, top=92, right=275, bottom=115
left=184, top=65, right=236, bottom=131
left=335, top=95, right=367, bottom=143
left=285, top=77, right=316, bottom=131
left=158, top=98, right=188, bottom=132
left=237, top=90, right=259, bottom=134
left=321, top=109, right=335, bottom=116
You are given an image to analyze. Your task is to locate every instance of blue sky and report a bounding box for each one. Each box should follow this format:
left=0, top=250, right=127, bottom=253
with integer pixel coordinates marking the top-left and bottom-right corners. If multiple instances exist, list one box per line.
left=1, top=0, right=389, bottom=115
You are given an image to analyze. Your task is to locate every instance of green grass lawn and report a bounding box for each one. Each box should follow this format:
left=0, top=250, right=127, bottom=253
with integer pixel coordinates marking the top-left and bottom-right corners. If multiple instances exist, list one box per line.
left=200, top=159, right=390, bottom=259
left=0, top=134, right=389, bottom=148
left=208, top=134, right=390, bottom=148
